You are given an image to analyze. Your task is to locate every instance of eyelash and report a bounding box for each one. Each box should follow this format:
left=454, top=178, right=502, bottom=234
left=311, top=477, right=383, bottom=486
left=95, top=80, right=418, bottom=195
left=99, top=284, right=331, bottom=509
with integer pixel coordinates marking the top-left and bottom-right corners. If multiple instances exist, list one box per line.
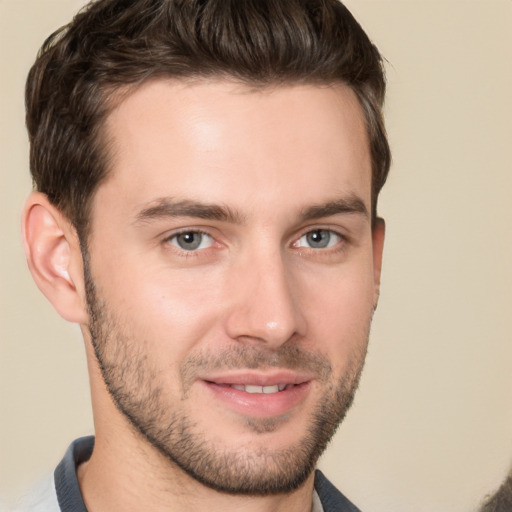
left=163, top=229, right=216, bottom=255
left=293, top=229, right=345, bottom=250
left=162, top=227, right=348, bottom=256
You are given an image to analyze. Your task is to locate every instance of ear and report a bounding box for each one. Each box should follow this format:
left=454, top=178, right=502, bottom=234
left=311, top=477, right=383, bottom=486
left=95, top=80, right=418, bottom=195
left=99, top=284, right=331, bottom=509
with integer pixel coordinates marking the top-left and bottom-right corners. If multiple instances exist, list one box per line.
left=371, top=217, right=386, bottom=308
left=22, top=192, right=88, bottom=324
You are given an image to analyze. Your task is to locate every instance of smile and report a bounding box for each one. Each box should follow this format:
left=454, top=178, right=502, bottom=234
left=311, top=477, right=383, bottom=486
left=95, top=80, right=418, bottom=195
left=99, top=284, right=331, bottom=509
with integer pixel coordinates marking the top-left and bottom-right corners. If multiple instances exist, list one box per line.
left=214, top=383, right=294, bottom=394
left=200, top=375, right=312, bottom=418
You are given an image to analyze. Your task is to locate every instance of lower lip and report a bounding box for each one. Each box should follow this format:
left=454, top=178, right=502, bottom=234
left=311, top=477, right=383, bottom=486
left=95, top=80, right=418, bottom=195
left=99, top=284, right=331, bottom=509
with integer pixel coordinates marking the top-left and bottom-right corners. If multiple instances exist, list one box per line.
left=202, top=381, right=311, bottom=418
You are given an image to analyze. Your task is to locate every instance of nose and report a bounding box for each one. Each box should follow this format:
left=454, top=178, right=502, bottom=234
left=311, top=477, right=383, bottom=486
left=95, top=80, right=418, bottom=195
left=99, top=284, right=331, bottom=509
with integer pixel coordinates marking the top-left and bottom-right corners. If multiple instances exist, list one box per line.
left=224, top=250, right=306, bottom=349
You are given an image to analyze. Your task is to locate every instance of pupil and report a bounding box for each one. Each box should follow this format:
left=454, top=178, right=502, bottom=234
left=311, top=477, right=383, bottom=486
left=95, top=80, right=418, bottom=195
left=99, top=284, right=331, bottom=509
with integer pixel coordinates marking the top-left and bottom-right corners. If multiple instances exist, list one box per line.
left=307, top=230, right=329, bottom=248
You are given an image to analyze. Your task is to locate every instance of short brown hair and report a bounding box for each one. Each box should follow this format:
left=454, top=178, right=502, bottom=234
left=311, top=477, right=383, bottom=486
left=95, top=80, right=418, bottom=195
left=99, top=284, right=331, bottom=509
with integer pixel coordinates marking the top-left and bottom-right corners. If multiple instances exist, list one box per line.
left=26, top=0, right=391, bottom=239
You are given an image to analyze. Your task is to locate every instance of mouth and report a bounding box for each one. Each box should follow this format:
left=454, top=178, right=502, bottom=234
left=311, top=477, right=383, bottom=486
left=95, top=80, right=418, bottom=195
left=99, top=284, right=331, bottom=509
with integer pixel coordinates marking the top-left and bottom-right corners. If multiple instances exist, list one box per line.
left=199, top=372, right=312, bottom=418
left=211, top=383, right=296, bottom=394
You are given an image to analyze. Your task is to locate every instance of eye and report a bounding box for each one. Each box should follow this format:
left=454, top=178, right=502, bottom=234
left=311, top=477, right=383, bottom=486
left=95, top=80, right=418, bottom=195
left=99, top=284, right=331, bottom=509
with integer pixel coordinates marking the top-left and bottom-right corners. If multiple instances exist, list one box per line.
left=168, top=231, right=213, bottom=251
left=295, top=229, right=341, bottom=249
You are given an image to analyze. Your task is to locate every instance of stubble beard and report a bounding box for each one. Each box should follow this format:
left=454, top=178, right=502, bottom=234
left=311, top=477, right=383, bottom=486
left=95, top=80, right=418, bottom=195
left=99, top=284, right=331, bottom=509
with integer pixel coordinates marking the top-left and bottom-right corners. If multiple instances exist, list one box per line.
left=83, top=258, right=370, bottom=495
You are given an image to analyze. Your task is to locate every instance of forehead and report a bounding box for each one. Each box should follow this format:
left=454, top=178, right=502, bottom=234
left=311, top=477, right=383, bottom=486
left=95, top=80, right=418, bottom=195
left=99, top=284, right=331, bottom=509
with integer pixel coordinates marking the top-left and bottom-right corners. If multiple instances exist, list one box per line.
left=95, top=79, right=371, bottom=222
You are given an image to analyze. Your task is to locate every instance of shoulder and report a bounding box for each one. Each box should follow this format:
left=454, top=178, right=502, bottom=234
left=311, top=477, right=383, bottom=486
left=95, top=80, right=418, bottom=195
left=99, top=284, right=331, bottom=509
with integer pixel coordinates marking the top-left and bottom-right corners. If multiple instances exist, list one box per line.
left=314, top=470, right=363, bottom=512
left=3, top=436, right=94, bottom=512
left=4, top=474, right=59, bottom=512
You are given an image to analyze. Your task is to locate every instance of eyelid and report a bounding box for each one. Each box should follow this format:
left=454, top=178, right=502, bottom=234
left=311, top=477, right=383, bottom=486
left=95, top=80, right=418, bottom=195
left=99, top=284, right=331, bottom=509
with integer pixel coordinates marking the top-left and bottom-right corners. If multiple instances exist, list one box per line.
left=164, top=227, right=209, bottom=237
left=162, top=226, right=215, bottom=241
left=295, top=223, right=348, bottom=240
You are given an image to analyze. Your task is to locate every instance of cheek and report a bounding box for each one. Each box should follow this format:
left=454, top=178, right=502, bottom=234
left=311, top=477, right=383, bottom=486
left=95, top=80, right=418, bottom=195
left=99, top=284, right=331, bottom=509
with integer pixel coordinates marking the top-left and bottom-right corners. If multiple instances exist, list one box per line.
left=93, top=256, right=226, bottom=361
left=300, top=261, right=375, bottom=362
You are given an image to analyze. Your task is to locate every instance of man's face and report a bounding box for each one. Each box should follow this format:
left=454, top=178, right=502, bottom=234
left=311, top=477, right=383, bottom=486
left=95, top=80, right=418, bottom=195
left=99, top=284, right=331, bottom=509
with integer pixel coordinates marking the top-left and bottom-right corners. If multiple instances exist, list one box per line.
left=84, top=80, right=383, bottom=494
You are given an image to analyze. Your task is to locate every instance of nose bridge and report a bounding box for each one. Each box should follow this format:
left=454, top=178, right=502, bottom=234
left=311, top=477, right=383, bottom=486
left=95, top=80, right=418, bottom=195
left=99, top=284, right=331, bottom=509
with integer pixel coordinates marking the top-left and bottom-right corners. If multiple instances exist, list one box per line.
left=225, top=244, right=305, bottom=347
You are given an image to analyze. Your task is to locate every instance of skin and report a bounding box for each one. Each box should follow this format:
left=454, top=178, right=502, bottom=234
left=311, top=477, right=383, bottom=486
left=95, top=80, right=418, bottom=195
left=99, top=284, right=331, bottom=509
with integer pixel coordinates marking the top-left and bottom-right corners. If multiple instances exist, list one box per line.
left=23, top=79, right=385, bottom=512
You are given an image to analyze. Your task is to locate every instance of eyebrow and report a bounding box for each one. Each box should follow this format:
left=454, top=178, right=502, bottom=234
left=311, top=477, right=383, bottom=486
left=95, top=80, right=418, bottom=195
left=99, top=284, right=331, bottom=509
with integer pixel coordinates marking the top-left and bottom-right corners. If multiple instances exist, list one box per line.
left=134, top=195, right=368, bottom=226
left=135, top=198, right=245, bottom=224
left=299, top=196, right=369, bottom=221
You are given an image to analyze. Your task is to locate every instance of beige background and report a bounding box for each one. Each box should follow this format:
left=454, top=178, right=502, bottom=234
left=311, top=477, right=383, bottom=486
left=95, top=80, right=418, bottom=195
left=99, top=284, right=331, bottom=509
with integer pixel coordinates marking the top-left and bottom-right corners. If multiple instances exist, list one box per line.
left=1, top=1, right=511, bottom=511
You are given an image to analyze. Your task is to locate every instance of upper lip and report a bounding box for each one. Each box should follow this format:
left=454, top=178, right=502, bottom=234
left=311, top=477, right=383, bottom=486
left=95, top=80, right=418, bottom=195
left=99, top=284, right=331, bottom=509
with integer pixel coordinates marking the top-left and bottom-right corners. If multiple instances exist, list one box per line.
left=200, top=370, right=313, bottom=387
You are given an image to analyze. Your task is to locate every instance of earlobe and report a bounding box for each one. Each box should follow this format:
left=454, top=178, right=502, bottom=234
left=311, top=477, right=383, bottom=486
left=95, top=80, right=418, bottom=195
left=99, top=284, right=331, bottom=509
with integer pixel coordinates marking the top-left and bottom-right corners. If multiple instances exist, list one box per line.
left=372, top=217, right=386, bottom=309
left=22, top=192, right=88, bottom=324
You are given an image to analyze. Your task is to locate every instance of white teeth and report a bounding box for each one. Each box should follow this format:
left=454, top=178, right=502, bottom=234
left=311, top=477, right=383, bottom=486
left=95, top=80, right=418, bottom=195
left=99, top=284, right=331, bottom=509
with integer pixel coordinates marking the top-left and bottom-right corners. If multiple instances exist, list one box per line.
left=245, top=385, right=263, bottom=394
left=230, top=384, right=289, bottom=394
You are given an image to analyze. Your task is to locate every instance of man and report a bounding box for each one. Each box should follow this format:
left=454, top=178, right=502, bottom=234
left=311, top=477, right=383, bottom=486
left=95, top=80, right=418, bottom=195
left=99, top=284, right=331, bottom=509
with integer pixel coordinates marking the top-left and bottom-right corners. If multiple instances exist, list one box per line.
left=18, top=0, right=390, bottom=510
